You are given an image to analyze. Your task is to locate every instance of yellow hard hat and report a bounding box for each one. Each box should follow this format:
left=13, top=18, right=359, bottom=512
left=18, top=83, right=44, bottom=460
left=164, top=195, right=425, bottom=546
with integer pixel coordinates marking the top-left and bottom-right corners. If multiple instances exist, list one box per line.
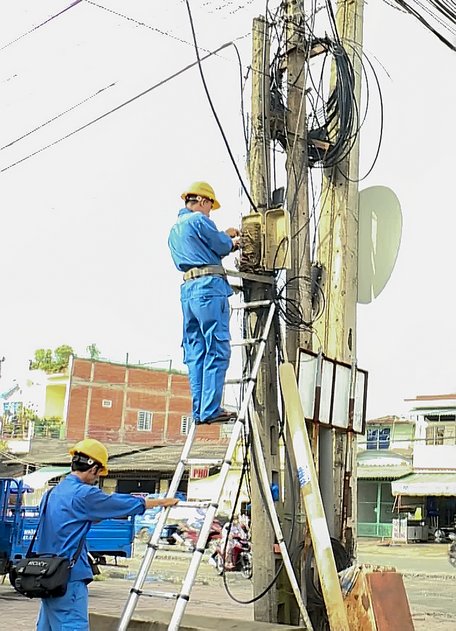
left=181, top=181, right=221, bottom=210
left=69, top=438, right=109, bottom=476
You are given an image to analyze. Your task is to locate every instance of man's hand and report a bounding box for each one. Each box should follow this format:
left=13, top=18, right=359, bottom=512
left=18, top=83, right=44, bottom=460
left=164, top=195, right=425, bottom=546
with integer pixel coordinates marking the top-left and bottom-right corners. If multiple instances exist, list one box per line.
left=231, top=236, right=241, bottom=252
left=145, top=497, right=179, bottom=510
left=225, top=227, right=240, bottom=238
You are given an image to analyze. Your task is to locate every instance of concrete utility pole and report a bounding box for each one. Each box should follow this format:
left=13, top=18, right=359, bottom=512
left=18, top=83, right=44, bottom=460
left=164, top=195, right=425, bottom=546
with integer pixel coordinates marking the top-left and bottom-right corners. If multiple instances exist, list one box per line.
left=285, top=1, right=312, bottom=358
left=248, top=16, right=281, bottom=624
left=283, top=0, right=313, bottom=623
left=314, top=0, right=365, bottom=547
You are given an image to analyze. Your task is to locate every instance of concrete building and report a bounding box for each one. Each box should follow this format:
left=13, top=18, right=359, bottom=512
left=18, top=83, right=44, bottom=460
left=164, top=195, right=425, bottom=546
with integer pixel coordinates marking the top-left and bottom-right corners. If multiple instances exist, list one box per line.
left=357, top=394, right=456, bottom=541
left=25, top=357, right=230, bottom=445
left=357, top=416, right=413, bottom=538
left=1, top=358, right=241, bottom=508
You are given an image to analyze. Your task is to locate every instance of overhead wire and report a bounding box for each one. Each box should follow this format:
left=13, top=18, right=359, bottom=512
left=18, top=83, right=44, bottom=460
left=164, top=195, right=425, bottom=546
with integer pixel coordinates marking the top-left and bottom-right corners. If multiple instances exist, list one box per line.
left=84, top=0, right=222, bottom=56
left=184, top=0, right=258, bottom=211
left=389, top=0, right=456, bottom=50
left=0, top=82, right=116, bottom=152
left=0, top=0, right=83, bottom=51
left=0, top=40, right=236, bottom=174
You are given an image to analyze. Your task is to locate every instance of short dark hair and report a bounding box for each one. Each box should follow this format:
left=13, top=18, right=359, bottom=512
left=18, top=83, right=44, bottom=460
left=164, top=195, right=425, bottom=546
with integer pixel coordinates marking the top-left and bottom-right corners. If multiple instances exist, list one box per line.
left=71, top=452, right=102, bottom=473
left=185, top=195, right=199, bottom=205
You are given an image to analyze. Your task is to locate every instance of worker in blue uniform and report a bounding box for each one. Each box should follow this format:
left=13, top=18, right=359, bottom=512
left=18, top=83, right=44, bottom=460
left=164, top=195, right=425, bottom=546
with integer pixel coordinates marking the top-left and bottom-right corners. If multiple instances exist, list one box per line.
left=35, top=438, right=178, bottom=631
left=168, top=182, right=240, bottom=424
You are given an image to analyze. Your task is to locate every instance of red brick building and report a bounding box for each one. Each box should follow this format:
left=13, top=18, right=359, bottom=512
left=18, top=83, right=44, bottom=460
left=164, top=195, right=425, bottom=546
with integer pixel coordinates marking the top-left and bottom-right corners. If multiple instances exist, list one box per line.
left=65, top=358, right=228, bottom=445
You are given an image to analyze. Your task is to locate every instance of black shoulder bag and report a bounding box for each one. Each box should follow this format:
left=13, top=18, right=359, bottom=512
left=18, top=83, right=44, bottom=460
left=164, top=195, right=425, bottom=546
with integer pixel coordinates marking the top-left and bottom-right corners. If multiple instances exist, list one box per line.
left=13, top=488, right=86, bottom=599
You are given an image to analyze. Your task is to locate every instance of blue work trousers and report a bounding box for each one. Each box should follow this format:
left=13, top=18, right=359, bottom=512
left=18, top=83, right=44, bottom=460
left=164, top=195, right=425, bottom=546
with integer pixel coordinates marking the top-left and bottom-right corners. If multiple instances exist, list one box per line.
left=36, top=580, right=89, bottom=631
left=181, top=277, right=231, bottom=422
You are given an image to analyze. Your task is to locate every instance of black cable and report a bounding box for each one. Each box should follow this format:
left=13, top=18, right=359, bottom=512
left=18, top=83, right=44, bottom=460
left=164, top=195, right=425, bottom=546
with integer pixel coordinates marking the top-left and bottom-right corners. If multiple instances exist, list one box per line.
left=85, top=0, right=217, bottom=55
left=336, top=42, right=384, bottom=182
left=304, top=537, right=350, bottom=616
left=0, top=82, right=116, bottom=152
left=184, top=0, right=258, bottom=211
left=232, top=43, right=250, bottom=156
left=0, top=41, right=232, bottom=174
left=219, top=295, right=295, bottom=604
left=389, top=0, right=456, bottom=51
left=0, top=0, right=83, bottom=51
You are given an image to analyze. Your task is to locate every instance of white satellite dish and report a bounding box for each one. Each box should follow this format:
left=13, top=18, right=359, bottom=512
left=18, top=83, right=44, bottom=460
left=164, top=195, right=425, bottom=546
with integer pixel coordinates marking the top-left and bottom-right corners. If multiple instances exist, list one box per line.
left=358, top=186, right=402, bottom=304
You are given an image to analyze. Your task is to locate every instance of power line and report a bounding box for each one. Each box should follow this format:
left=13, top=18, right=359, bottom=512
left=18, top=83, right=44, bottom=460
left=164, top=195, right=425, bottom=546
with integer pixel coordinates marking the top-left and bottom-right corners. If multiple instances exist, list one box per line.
left=0, top=41, right=232, bottom=174
left=84, top=0, right=215, bottom=55
left=0, top=0, right=83, bottom=52
left=184, top=0, right=258, bottom=211
left=0, top=82, right=116, bottom=152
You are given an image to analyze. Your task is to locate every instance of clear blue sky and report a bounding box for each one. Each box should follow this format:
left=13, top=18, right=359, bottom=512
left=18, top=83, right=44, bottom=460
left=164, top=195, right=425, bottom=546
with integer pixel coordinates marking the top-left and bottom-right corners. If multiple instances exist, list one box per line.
left=1, top=1, right=455, bottom=419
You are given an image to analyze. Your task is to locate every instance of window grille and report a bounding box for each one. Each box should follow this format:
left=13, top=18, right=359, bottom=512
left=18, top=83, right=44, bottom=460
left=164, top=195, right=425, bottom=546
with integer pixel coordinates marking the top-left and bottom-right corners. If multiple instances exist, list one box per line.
left=137, top=410, right=153, bottom=431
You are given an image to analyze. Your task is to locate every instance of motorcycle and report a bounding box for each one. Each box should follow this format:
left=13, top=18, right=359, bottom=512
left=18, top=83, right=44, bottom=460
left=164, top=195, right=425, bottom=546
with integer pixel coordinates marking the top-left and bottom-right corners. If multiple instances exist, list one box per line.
left=213, top=534, right=253, bottom=579
left=448, top=532, right=456, bottom=567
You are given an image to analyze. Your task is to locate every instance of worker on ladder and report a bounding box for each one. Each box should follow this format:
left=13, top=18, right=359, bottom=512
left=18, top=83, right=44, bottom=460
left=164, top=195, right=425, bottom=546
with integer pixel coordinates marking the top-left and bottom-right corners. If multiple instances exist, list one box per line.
left=168, top=182, right=240, bottom=425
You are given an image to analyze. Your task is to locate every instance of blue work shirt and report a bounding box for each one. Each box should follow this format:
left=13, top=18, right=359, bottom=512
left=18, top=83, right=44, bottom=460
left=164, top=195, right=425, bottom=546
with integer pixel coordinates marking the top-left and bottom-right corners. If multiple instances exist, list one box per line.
left=36, top=474, right=146, bottom=583
left=168, top=208, right=233, bottom=272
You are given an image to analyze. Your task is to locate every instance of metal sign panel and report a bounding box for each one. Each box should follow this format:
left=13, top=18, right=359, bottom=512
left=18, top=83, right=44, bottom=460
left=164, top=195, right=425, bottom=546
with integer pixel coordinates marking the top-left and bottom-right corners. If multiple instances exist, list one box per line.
left=297, top=348, right=368, bottom=434
left=332, top=364, right=351, bottom=429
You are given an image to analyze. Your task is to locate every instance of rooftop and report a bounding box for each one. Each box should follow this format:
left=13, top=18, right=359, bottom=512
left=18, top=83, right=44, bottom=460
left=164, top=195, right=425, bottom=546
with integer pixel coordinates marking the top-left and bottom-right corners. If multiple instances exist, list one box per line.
left=1, top=438, right=228, bottom=474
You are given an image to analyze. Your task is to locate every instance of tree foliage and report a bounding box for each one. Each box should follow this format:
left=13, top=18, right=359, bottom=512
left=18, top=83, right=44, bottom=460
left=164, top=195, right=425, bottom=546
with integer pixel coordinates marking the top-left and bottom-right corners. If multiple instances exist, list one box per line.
left=30, top=345, right=74, bottom=373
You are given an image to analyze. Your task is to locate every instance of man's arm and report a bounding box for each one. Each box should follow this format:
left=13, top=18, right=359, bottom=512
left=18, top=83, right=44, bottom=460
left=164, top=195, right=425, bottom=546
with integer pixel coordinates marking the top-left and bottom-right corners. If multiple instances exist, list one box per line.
left=73, top=487, right=179, bottom=521
left=144, top=497, right=179, bottom=510
left=198, top=215, right=235, bottom=257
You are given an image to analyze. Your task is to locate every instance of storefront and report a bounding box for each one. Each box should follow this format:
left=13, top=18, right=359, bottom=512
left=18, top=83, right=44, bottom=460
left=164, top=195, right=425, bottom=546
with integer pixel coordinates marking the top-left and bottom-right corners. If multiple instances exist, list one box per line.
left=391, top=472, right=456, bottom=541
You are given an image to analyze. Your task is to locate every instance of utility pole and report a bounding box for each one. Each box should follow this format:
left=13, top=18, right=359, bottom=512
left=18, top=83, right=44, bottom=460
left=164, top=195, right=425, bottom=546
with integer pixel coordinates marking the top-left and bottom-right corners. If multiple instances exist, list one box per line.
left=314, top=0, right=365, bottom=548
left=248, top=16, right=280, bottom=623
left=283, top=0, right=313, bottom=623
left=285, top=2, right=312, bottom=358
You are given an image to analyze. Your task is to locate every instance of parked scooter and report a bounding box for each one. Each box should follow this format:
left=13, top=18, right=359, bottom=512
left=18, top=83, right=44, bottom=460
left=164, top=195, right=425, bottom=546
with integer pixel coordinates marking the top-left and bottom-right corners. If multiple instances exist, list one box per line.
left=448, top=532, right=456, bottom=567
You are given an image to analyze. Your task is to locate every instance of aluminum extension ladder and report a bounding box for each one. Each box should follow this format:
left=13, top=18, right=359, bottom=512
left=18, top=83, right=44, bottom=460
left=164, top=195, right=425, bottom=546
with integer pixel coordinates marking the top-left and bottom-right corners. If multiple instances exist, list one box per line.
left=118, top=299, right=313, bottom=631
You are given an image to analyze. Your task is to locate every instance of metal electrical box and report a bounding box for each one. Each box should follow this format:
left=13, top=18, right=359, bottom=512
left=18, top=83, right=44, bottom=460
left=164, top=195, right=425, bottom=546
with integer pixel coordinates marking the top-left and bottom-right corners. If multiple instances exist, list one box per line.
left=240, top=208, right=291, bottom=271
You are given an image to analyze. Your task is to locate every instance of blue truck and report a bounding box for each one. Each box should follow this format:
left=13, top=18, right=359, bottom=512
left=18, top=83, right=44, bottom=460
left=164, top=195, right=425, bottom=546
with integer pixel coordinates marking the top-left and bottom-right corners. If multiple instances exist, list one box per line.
left=0, top=477, right=135, bottom=585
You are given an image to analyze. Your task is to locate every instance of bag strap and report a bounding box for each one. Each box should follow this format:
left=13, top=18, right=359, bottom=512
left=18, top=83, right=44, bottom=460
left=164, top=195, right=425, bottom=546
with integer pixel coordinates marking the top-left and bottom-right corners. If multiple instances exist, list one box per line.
left=26, top=486, right=87, bottom=565
left=25, top=487, right=55, bottom=558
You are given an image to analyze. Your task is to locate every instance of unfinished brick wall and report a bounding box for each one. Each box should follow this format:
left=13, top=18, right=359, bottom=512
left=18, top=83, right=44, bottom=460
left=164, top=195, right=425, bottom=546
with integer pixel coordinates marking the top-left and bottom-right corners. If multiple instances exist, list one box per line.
left=66, top=359, right=226, bottom=444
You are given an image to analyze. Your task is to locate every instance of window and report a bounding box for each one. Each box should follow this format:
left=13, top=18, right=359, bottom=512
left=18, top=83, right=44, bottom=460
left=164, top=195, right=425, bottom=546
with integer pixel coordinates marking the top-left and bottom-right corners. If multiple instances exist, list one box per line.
left=137, top=410, right=153, bottom=431
left=424, top=414, right=456, bottom=423
left=181, top=415, right=193, bottom=435
left=425, top=423, right=456, bottom=445
left=366, top=427, right=390, bottom=450
left=102, top=399, right=112, bottom=408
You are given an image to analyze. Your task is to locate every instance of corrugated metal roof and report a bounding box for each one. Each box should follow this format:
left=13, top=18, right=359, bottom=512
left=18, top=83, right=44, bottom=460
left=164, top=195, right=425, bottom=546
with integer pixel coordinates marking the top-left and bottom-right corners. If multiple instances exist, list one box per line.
left=27, top=439, right=228, bottom=473
left=392, top=472, right=456, bottom=496
left=20, top=466, right=70, bottom=489
left=358, top=465, right=412, bottom=480
left=107, top=443, right=228, bottom=472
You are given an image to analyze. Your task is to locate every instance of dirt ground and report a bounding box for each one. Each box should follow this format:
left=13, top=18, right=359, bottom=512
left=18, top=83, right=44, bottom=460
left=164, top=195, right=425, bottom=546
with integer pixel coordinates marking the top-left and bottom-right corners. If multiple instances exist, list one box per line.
left=1, top=539, right=455, bottom=630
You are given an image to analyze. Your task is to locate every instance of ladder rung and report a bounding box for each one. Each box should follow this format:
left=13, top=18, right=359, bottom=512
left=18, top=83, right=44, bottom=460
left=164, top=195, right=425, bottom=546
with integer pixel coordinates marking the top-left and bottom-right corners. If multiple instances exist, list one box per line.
left=182, top=458, right=224, bottom=466
left=231, top=299, right=272, bottom=310
left=225, top=377, right=255, bottom=385
left=231, top=338, right=261, bottom=347
left=174, top=500, right=211, bottom=508
left=140, top=589, right=179, bottom=600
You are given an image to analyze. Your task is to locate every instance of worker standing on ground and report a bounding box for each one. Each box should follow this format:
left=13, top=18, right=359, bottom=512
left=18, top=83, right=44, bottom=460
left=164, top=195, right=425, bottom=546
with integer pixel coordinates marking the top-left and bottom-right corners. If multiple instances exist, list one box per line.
left=35, top=438, right=178, bottom=631
left=168, top=182, right=240, bottom=424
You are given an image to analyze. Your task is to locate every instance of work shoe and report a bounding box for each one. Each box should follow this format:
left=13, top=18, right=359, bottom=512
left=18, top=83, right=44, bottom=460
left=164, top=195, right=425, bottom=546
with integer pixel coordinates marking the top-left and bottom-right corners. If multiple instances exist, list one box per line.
left=198, top=409, right=238, bottom=425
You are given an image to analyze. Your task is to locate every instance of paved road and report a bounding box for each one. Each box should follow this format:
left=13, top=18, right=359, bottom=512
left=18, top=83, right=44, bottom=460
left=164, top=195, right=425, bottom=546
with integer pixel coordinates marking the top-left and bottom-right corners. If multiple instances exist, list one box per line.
left=1, top=541, right=455, bottom=630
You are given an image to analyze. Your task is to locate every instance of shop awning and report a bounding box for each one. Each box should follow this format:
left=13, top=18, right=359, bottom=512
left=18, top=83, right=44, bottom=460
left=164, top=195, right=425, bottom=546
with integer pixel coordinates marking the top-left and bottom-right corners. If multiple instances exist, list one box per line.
left=20, top=466, right=70, bottom=490
left=358, top=465, right=412, bottom=480
left=391, top=472, right=456, bottom=496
